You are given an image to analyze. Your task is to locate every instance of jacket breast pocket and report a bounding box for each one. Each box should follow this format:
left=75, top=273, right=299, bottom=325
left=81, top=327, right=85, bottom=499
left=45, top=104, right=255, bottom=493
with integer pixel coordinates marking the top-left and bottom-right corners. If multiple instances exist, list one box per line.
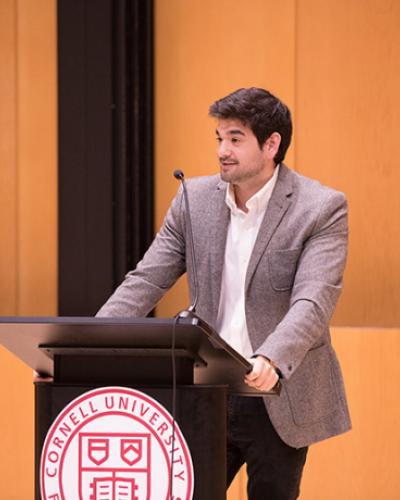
left=267, top=247, right=302, bottom=291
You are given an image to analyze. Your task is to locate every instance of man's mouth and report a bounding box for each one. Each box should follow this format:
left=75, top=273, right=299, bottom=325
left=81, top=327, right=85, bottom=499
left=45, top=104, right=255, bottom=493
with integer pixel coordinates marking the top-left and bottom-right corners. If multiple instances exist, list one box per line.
left=220, top=161, right=238, bottom=167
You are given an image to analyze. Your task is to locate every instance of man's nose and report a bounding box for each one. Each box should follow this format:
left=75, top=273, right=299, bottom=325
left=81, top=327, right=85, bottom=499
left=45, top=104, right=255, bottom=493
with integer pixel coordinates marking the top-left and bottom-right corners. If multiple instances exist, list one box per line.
left=218, top=141, right=232, bottom=158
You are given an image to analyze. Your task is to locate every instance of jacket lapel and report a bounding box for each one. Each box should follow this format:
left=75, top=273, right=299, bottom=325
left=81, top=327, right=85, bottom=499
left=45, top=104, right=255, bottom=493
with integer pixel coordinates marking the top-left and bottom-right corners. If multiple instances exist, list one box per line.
left=245, top=164, right=294, bottom=290
left=208, top=180, right=230, bottom=323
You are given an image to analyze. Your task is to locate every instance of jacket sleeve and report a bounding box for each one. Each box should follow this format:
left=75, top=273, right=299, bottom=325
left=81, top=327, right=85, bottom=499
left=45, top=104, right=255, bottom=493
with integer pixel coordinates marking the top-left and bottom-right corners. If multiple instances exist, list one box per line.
left=96, top=186, right=187, bottom=317
left=254, top=191, right=349, bottom=379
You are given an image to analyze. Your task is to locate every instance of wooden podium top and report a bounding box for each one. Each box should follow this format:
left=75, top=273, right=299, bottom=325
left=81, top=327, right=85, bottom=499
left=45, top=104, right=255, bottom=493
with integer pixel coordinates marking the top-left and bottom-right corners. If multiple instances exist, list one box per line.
left=0, top=316, right=279, bottom=396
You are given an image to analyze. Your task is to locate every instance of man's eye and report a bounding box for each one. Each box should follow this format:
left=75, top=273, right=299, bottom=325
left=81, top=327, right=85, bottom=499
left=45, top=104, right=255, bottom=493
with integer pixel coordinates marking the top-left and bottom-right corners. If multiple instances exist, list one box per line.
left=216, top=137, right=222, bottom=143
left=231, top=138, right=240, bottom=144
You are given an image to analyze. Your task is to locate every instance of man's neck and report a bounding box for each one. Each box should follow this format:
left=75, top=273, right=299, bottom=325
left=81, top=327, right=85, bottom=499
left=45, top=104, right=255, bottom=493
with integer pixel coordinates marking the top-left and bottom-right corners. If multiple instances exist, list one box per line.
left=232, top=168, right=277, bottom=213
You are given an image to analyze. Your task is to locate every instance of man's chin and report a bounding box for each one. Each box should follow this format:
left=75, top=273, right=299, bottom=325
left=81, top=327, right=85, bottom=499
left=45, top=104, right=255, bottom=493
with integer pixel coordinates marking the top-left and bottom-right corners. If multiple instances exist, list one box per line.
left=220, top=171, right=235, bottom=183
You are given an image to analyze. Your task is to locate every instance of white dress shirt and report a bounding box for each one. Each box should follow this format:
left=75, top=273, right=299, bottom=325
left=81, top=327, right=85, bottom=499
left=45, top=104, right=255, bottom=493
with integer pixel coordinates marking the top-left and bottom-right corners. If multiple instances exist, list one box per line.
left=216, top=165, right=280, bottom=358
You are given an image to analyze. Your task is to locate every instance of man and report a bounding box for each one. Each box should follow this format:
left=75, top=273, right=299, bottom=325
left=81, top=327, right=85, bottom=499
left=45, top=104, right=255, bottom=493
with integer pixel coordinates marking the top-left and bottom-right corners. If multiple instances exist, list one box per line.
left=97, top=88, right=351, bottom=499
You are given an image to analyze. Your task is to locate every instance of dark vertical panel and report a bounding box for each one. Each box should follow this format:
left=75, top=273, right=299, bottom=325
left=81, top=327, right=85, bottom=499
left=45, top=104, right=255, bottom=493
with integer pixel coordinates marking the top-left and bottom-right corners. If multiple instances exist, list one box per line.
left=112, top=0, right=130, bottom=281
left=85, top=1, right=115, bottom=311
left=128, top=0, right=154, bottom=269
left=112, top=0, right=154, bottom=281
left=58, top=0, right=154, bottom=316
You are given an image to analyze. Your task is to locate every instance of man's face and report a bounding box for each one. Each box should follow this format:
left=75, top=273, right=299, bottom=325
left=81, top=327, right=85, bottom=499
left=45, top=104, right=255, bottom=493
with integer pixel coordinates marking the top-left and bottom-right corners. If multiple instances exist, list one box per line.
left=216, top=119, right=272, bottom=186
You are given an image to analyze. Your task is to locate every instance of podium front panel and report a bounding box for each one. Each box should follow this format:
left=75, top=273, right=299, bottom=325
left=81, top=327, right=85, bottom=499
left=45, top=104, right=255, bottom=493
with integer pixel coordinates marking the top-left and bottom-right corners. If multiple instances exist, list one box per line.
left=35, top=383, right=227, bottom=500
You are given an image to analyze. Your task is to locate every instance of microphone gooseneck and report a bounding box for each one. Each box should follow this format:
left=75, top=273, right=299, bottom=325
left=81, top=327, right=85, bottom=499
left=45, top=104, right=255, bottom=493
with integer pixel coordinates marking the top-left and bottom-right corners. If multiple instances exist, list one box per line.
left=173, top=170, right=199, bottom=314
left=171, top=168, right=199, bottom=495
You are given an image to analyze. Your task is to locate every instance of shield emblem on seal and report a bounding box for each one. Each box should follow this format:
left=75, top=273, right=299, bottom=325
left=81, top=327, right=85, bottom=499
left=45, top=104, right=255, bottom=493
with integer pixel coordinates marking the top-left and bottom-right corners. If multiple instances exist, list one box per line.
left=87, top=438, right=109, bottom=466
left=79, top=433, right=151, bottom=500
left=121, top=439, right=143, bottom=466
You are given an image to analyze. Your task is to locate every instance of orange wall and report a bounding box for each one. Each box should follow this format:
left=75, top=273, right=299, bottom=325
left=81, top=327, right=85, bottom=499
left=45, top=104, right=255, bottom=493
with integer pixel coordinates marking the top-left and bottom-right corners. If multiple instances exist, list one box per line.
left=0, top=1, right=57, bottom=498
left=295, top=0, right=400, bottom=327
left=301, top=328, right=400, bottom=499
left=155, top=1, right=400, bottom=499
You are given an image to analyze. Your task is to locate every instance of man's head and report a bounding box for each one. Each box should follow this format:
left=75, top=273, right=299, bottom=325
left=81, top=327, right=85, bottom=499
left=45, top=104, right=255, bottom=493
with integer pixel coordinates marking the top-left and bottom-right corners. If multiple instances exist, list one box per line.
left=209, top=87, right=292, bottom=165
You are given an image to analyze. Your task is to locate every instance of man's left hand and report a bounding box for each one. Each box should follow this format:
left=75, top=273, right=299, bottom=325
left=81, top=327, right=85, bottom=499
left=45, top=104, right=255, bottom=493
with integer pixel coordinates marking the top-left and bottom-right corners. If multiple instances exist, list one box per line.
left=245, top=356, right=279, bottom=392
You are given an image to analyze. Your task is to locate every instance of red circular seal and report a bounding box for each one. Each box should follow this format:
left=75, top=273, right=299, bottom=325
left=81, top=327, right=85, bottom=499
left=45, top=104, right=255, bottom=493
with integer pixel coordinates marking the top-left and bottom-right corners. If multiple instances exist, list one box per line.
left=40, top=387, right=194, bottom=500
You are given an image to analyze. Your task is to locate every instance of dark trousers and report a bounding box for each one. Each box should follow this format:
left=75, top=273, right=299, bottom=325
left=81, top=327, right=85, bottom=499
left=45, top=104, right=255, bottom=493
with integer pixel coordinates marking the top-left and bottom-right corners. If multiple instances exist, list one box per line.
left=227, top=395, right=308, bottom=500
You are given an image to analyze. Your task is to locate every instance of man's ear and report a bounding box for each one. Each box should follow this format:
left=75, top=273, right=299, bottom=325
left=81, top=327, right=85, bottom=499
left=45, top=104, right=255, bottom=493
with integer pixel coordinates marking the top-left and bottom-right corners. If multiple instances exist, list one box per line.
left=263, top=132, right=281, bottom=160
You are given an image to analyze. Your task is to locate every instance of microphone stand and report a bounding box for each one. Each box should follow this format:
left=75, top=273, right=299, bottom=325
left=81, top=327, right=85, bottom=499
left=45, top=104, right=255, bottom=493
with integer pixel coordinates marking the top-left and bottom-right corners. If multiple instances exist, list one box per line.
left=173, top=169, right=200, bottom=319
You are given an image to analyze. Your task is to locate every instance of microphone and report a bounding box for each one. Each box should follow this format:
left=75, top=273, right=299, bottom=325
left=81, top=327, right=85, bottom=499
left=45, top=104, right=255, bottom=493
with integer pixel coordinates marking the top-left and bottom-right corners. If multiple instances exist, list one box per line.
left=171, top=169, right=201, bottom=495
left=173, top=170, right=199, bottom=316
left=173, top=169, right=184, bottom=181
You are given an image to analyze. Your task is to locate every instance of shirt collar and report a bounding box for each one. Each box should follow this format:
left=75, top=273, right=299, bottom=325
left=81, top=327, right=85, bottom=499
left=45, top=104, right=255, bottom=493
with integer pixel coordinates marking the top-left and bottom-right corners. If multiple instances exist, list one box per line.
left=225, top=164, right=280, bottom=215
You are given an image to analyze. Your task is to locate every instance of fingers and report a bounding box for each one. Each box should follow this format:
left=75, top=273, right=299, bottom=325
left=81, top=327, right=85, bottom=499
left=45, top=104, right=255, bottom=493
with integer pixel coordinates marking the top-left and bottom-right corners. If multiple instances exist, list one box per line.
left=247, top=356, right=270, bottom=379
left=245, top=356, right=279, bottom=392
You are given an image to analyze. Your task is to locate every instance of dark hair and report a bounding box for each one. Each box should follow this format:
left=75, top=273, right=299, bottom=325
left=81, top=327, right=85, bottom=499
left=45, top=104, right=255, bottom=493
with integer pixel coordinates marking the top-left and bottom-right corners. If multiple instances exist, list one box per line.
left=209, top=87, right=292, bottom=164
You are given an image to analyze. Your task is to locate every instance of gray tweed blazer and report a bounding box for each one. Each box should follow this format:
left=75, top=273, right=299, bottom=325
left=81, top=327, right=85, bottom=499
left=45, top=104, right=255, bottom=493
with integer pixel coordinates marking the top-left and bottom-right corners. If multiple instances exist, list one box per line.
left=97, top=164, right=351, bottom=448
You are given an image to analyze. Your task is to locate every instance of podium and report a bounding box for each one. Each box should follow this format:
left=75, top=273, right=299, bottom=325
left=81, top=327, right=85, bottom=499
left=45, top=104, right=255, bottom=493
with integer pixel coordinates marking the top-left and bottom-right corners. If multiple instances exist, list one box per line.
left=0, top=315, right=270, bottom=500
